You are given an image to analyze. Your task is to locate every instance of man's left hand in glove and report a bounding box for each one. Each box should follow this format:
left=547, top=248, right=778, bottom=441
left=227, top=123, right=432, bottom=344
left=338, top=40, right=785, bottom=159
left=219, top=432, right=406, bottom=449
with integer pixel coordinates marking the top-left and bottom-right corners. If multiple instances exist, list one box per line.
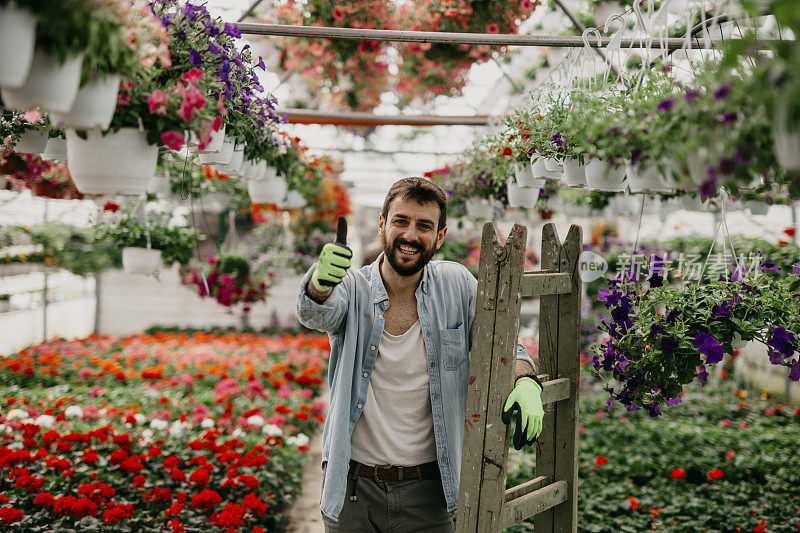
left=501, top=375, right=544, bottom=450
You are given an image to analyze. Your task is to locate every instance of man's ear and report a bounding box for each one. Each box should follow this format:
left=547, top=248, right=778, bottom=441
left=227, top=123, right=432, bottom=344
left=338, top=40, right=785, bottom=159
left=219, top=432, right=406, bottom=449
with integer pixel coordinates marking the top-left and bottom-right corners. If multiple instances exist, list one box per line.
left=435, top=226, right=448, bottom=249
left=378, top=215, right=385, bottom=236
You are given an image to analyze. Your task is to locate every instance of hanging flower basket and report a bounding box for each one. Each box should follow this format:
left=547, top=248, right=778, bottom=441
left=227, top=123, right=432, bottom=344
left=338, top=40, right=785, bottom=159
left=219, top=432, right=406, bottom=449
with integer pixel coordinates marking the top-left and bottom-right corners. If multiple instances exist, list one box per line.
left=13, top=130, right=49, bottom=154
left=66, top=127, right=158, bottom=195
left=745, top=200, right=769, bottom=216
left=544, top=157, right=562, bottom=173
left=0, top=5, right=36, bottom=89
left=214, top=145, right=244, bottom=175
left=198, top=136, right=234, bottom=165
left=585, top=159, right=626, bottom=192
left=248, top=175, right=287, bottom=204
left=506, top=180, right=539, bottom=209
left=626, top=163, right=677, bottom=193
left=1, top=51, right=83, bottom=113
left=563, top=158, right=587, bottom=187
left=40, top=138, right=68, bottom=163
left=50, top=74, right=121, bottom=130
left=530, top=154, right=561, bottom=180
left=122, top=246, right=162, bottom=275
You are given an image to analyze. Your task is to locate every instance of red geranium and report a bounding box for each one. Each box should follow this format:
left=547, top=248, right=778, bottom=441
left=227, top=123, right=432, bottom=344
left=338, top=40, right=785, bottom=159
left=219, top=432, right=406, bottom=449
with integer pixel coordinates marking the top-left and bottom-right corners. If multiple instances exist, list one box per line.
left=191, top=489, right=221, bottom=510
left=0, top=507, right=23, bottom=524
left=670, top=468, right=686, bottom=480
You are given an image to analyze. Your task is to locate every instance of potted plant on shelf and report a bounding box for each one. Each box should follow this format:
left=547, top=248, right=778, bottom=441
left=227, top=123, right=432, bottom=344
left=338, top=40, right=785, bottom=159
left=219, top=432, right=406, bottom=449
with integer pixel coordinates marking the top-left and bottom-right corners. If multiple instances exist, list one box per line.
left=93, top=209, right=197, bottom=276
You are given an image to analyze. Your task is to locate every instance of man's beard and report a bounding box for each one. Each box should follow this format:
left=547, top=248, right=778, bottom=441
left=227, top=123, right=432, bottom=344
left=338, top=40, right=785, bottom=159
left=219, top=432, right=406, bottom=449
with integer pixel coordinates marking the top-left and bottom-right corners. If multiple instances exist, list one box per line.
left=382, top=233, right=436, bottom=277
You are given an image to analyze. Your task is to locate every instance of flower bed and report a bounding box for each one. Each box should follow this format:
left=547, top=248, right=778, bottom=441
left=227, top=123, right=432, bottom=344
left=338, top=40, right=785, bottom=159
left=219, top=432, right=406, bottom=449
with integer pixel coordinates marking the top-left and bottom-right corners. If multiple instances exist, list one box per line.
left=0, top=331, right=330, bottom=531
left=506, top=372, right=800, bottom=532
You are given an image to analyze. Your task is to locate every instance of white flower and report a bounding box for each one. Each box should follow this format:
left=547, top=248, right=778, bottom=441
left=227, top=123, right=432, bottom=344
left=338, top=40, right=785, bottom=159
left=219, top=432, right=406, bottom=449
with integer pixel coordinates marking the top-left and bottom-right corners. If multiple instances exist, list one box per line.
left=246, top=415, right=265, bottom=427
left=142, top=429, right=153, bottom=440
left=200, top=418, right=215, bottom=428
left=286, top=433, right=309, bottom=447
left=231, top=428, right=244, bottom=438
left=169, top=420, right=190, bottom=437
left=134, top=414, right=146, bottom=425
left=34, top=415, right=55, bottom=428
left=150, top=419, right=169, bottom=431
left=262, top=424, right=282, bottom=436
left=64, top=406, right=83, bottom=418
left=6, top=408, right=29, bottom=420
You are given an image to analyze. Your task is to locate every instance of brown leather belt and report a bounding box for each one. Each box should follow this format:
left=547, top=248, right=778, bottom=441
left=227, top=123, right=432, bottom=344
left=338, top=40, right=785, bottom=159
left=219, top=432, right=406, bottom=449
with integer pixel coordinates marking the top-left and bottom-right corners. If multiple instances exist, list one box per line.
left=349, top=460, right=440, bottom=483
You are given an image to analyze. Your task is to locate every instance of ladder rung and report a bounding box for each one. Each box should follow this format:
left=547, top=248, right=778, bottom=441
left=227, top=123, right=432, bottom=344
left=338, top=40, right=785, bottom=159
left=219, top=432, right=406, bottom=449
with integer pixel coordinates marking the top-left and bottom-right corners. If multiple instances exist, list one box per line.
left=500, top=480, right=569, bottom=529
left=504, top=476, right=548, bottom=502
left=540, top=377, right=571, bottom=405
left=520, top=271, right=572, bottom=298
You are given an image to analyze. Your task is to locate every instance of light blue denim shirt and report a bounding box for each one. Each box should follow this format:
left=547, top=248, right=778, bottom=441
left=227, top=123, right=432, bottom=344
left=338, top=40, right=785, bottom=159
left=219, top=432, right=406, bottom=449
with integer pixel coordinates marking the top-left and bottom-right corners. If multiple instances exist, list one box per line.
left=296, top=255, right=536, bottom=520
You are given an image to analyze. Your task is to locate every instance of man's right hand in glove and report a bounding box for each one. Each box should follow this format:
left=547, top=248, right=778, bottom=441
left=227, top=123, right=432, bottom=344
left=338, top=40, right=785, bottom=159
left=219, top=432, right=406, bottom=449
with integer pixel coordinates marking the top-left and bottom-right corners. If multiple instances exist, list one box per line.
left=311, top=242, right=353, bottom=292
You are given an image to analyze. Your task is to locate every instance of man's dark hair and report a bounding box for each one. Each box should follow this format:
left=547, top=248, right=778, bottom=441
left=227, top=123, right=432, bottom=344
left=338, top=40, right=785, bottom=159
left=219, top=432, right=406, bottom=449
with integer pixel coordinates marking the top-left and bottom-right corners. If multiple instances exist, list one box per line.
left=381, top=177, right=447, bottom=231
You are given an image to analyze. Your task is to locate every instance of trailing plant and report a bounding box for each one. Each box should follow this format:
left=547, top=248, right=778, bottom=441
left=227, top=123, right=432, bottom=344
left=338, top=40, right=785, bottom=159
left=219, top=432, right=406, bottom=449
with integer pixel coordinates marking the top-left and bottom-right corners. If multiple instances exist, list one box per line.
left=93, top=210, right=196, bottom=267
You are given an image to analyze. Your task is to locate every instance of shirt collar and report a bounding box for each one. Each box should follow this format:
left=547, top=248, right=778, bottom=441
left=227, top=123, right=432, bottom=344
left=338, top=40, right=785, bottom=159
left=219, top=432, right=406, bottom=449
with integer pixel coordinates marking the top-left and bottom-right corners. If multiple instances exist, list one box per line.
left=369, top=253, right=430, bottom=303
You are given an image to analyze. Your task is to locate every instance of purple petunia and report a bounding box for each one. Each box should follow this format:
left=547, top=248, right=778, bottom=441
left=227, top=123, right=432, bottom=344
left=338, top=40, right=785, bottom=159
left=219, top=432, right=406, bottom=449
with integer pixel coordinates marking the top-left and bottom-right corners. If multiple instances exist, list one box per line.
left=666, top=395, right=682, bottom=406
left=644, top=402, right=662, bottom=417
left=685, top=89, right=700, bottom=101
left=223, top=22, right=242, bottom=38
left=696, top=364, right=709, bottom=387
left=714, top=85, right=731, bottom=100
left=660, top=336, right=679, bottom=357
left=649, top=273, right=664, bottom=287
left=693, top=332, right=724, bottom=364
left=657, top=99, right=674, bottom=112
left=189, top=49, right=203, bottom=66
left=257, top=56, right=266, bottom=70
left=712, top=300, right=731, bottom=316
left=767, top=327, right=797, bottom=360
left=793, top=262, right=800, bottom=275
left=790, top=360, right=800, bottom=381
left=761, top=262, right=781, bottom=274
left=731, top=265, right=749, bottom=282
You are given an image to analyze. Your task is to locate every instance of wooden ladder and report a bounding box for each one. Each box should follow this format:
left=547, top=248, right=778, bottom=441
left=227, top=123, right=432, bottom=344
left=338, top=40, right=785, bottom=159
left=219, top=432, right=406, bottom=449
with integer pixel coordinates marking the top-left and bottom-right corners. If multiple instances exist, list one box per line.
left=456, top=221, right=583, bottom=533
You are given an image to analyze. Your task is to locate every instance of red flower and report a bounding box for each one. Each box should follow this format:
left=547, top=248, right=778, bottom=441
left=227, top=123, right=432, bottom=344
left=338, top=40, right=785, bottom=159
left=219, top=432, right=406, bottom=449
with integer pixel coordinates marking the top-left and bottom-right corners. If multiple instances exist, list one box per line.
left=120, top=457, right=145, bottom=474
left=161, top=131, right=184, bottom=151
left=171, top=469, right=186, bottom=482
left=501, top=146, right=513, bottom=157
left=191, top=489, right=221, bottom=510
left=726, top=450, right=735, bottom=460
left=332, top=5, right=345, bottom=22
left=169, top=518, right=185, bottom=533
left=0, top=507, right=23, bottom=524
left=109, top=449, right=129, bottom=464
left=670, top=468, right=686, bottom=480
left=784, top=227, right=796, bottom=237
left=238, top=474, right=258, bottom=489
left=133, top=474, right=145, bottom=487
left=33, top=492, right=55, bottom=507
left=627, top=496, right=638, bottom=510
left=486, top=23, right=500, bottom=34
left=163, top=455, right=182, bottom=470
left=707, top=468, right=723, bottom=480
left=82, top=448, right=99, bottom=464
left=102, top=502, right=134, bottom=524
left=189, top=468, right=210, bottom=486
left=102, top=201, right=120, bottom=213
left=594, top=456, right=609, bottom=466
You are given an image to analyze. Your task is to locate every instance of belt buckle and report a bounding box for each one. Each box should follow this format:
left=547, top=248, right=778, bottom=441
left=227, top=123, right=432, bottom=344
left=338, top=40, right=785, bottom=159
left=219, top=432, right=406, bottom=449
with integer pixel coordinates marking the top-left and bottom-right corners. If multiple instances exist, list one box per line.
left=373, top=464, right=391, bottom=483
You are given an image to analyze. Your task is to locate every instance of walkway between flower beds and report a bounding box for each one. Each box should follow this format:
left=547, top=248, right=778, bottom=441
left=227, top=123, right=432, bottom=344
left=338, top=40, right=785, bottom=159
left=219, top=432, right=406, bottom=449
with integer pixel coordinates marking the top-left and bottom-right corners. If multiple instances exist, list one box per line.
left=283, top=385, right=328, bottom=533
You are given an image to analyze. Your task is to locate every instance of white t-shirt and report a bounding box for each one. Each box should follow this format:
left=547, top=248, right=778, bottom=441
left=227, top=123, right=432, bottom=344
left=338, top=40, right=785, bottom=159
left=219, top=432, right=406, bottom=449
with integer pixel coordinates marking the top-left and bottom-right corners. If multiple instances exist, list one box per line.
left=350, top=320, right=438, bottom=466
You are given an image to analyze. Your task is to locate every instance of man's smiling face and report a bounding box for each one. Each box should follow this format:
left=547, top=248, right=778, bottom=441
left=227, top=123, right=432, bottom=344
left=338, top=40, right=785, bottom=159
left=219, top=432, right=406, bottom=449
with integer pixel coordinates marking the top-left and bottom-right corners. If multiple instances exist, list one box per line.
left=379, top=196, right=447, bottom=277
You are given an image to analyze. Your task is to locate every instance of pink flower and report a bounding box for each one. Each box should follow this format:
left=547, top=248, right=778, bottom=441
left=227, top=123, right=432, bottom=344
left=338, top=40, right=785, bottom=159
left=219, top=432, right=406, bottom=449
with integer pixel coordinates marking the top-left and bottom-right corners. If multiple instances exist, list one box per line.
left=181, top=68, right=204, bottom=84
left=177, top=100, right=193, bottom=122
left=244, top=380, right=268, bottom=400
left=277, top=385, right=292, bottom=399
left=216, top=95, right=227, bottom=117
left=147, top=90, right=168, bottom=115
left=267, top=415, right=286, bottom=427
left=24, top=110, right=42, bottom=123
left=299, top=388, right=313, bottom=399
left=312, top=400, right=326, bottom=413
left=332, top=5, right=345, bottom=22
left=180, top=373, right=194, bottom=386
left=89, top=386, right=106, bottom=398
left=486, top=23, right=500, bottom=34
left=160, top=131, right=184, bottom=151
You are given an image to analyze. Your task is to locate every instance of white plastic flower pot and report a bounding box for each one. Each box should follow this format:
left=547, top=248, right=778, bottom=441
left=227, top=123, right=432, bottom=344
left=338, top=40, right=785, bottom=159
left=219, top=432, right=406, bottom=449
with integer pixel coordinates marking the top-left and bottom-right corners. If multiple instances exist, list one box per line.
left=544, top=157, right=562, bottom=172
left=50, top=74, right=121, bottom=130
left=66, top=127, right=158, bottom=195
left=196, top=125, right=226, bottom=153
left=530, top=154, right=561, bottom=180
left=280, top=190, right=307, bottom=210
left=122, top=247, right=162, bottom=276
left=263, top=165, right=278, bottom=182
left=562, top=159, right=586, bottom=187
left=0, top=299, right=10, bottom=313
left=745, top=200, right=769, bottom=216
left=248, top=175, right=287, bottom=204
left=0, top=5, right=36, bottom=89
left=506, top=180, right=539, bottom=209
left=625, top=163, right=676, bottom=193
left=40, top=137, right=67, bottom=163
left=1, top=51, right=83, bottom=113
left=146, top=174, right=172, bottom=196
left=13, top=130, right=49, bottom=154
left=240, top=160, right=257, bottom=180
left=679, top=196, right=710, bottom=211
left=584, top=159, right=626, bottom=192
left=198, top=136, right=234, bottom=165
left=609, top=194, right=641, bottom=216
left=513, top=162, right=534, bottom=186
left=465, top=198, right=494, bottom=219
left=214, top=146, right=244, bottom=175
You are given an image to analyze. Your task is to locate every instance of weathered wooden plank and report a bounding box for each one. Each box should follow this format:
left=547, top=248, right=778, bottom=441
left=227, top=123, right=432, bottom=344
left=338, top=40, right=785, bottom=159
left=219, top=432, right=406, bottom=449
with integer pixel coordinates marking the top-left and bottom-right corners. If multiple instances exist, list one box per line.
left=500, top=481, right=569, bottom=529
left=552, top=225, right=583, bottom=533
left=455, top=222, right=502, bottom=533
left=534, top=223, right=561, bottom=533
left=519, top=271, right=573, bottom=298
left=504, top=476, right=548, bottom=503
left=475, top=223, right=528, bottom=533
left=540, top=377, right=571, bottom=406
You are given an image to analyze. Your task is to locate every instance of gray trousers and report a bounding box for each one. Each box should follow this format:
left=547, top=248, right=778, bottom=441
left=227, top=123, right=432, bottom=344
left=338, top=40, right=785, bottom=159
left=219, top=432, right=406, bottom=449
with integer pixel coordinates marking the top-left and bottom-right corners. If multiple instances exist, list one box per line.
left=321, top=467, right=456, bottom=533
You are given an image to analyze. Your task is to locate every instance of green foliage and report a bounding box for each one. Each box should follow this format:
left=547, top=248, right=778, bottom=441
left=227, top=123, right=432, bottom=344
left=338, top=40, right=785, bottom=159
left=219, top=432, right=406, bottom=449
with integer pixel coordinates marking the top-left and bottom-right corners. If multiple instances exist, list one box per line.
left=28, top=222, right=118, bottom=276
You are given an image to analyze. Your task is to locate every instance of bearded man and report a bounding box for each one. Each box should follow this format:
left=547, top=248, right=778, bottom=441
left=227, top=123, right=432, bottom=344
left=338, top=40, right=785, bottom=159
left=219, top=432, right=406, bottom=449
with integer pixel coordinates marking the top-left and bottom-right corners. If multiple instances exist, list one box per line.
left=297, top=177, right=544, bottom=532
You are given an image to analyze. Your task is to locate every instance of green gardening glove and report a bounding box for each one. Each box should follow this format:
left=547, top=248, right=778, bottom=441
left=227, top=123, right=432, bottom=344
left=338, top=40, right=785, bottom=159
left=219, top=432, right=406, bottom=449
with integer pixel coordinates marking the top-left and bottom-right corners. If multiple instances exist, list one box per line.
left=311, top=216, right=352, bottom=291
left=501, top=377, right=544, bottom=450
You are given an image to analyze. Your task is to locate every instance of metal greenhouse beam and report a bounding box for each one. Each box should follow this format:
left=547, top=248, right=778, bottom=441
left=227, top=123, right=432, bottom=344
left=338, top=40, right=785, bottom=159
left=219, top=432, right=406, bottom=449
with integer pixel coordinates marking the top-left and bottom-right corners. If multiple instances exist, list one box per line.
left=279, top=108, right=490, bottom=126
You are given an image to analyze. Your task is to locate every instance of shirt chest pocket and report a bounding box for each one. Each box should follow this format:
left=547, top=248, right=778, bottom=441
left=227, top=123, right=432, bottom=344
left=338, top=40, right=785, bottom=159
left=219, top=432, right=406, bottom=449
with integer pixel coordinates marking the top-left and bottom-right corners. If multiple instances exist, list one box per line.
left=441, top=323, right=465, bottom=371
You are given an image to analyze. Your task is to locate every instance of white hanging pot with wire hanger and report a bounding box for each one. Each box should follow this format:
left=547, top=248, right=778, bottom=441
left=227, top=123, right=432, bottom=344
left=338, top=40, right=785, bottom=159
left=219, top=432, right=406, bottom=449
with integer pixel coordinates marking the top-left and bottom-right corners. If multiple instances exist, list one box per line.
left=50, top=73, right=121, bottom=130
left=122, top=246, right=162, bottom=275
left=625, top=162, right=676, bottom=193
left=40, top=137, right=68, bottom=163
left=198, top=135, right=234, bottom=165
left=13, top=130, right=49, bottom=154
left=506, top=179, right=539, bottom=209
left=562, top=158, right=586, bottom=187
left=1, top=51, right=84, bottom=113
left=773, top=95, right=800, bottom=172
left=584, top=158, right=626, bottom=192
